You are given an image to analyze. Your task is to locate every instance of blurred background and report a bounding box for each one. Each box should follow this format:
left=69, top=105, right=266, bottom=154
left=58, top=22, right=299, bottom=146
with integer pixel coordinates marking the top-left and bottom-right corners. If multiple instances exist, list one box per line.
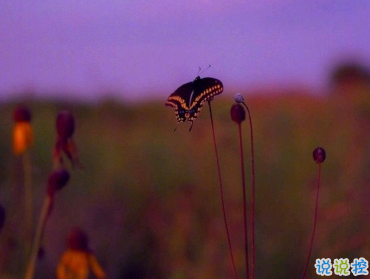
left=1, top=1, right=370, bottom=278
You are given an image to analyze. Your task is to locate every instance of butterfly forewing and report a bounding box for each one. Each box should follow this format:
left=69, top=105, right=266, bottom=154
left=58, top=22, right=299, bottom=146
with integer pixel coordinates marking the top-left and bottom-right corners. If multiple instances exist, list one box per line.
left=187, top=77, right=223, bottom=120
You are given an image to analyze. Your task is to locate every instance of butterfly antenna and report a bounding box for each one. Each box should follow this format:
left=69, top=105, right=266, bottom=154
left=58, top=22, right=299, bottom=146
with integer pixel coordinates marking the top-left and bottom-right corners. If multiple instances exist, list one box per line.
left=196, top=65, right=211, bottom=76
left=199, top=65, right=211, bottom=76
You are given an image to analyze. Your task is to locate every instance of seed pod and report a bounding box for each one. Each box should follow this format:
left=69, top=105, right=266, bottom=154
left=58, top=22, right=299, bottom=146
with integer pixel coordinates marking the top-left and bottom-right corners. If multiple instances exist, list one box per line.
left=230, top=103, right=246, bottom=124
left=47, top=168, right=70, bottom=196
left=313, top=147, right=326, bottom=163
left=56, top=111, right=75, bottom=140
left=234, top=93, right=245, bottom=104
left=13, top=105, right=32, bottom=123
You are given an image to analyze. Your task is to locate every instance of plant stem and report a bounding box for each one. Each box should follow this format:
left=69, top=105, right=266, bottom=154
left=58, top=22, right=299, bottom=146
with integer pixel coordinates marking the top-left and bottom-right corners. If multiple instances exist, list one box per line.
left=23, top=150, right=33, bottom=265
left=237, top=123, right=250, bottom=279
left=301, top=163, right=322, bottom=279
left=242, top=102, right=256, bottom=279
left=24, top=195, right=52, bottom=279
left=208, top=101, right=239, bottom=279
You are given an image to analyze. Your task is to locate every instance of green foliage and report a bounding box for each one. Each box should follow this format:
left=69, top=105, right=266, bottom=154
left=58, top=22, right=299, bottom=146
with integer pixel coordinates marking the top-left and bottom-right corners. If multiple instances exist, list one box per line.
left=0, top=89, right=370, bottom=278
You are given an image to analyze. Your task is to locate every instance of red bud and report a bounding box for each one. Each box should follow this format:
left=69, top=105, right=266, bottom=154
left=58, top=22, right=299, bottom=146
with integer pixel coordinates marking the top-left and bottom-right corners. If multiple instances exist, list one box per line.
left=56, top=111, right=75, bottom=139
left=13, top=105, right=31, bottom=123
left=313, top=147, right=326, bottom=163
left=47, top=168, right=70, bottom=196
left=230, top=104, right=246, bottom=124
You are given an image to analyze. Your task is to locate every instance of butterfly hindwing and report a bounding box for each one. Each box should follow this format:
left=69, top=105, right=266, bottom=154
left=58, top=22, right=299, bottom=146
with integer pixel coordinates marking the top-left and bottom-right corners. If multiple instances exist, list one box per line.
left=188, top=77, right=223, bottom=120
left=165, top=81, right=194, bottom=123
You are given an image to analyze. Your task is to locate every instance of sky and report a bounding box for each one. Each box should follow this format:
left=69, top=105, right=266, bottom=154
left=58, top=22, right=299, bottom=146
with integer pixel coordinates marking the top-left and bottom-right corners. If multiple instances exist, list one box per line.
left=1, top=0, right=370, bottom=102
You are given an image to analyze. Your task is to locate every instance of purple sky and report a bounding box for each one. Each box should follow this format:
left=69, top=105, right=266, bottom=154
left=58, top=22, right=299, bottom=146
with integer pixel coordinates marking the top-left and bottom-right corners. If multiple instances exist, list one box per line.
left=1, top=0, right=370, bottom=102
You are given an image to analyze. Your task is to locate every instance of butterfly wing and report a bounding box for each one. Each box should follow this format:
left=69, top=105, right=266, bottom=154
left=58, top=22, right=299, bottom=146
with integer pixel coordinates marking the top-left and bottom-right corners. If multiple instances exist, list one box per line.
left=187, top=77, right=223, bottom=121
left=166, top=77, right=223, bottom=125
left=165, top=81, right=194, bottom=123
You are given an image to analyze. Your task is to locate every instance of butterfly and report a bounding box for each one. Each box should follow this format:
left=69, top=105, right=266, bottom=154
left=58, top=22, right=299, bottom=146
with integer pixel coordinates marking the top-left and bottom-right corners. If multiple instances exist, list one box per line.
left=166, top=76, right=223, bottom=131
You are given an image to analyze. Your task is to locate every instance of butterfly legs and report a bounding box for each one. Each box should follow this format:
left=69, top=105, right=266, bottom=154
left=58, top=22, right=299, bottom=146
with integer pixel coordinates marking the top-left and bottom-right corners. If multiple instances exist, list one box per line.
left=188, top=120, right=194, bottom=131
left=172, top=120, right=194, bottom=132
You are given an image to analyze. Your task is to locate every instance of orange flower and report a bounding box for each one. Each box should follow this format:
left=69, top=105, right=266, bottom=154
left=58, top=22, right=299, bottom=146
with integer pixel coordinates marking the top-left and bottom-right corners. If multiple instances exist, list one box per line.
left=13, top=121, right=33, bottom=155
left=12, top=105, right=33, bottom=155
left=57, top=250, right=106, bottom=279
left=57, top=228, right=106, bottom=279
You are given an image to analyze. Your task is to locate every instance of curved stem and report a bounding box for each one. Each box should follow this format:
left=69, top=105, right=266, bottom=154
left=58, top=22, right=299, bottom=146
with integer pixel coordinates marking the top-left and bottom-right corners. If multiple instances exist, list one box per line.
left=238, top=123, right=250, bottom=279
left=242, top=102, right=256, bottom=279
left=24, top=195, right=52, bottom=279
left=301, top=163, right=321, bottom=279
left=208, top=101, right=239, bottom=279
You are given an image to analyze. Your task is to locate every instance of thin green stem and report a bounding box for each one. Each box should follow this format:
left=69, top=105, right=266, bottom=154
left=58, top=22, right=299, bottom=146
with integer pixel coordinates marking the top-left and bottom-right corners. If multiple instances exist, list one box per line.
left=238, top=123, right=250, bottom=279
left=23, top=151, right=33, bottom=265
left=301, top=163, right=321, bottom=279
left=24, top=195, right=52, bottom=279
left=208, top=101, right=239, bottom=279
left=242, top=102, right=256, bottom=279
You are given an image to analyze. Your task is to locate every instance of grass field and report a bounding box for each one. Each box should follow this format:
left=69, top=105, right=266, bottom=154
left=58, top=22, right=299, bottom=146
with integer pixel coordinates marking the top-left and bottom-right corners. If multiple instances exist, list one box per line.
left=0, top=85, right=370, bottom=278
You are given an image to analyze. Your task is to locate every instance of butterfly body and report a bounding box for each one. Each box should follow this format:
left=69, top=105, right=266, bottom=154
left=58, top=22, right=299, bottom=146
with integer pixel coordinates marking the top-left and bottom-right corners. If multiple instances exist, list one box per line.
left=166, top=76, right=223, bottom=130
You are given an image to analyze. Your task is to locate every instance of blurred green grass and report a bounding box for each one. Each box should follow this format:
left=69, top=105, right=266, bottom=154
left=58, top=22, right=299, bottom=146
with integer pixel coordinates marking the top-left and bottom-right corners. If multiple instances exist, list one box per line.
left=0, top=87, right=370, bottom=278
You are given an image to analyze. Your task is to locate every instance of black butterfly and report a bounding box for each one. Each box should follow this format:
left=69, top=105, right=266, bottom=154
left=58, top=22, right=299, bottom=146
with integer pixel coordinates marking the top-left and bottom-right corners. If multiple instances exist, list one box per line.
left=166, top=76, right=223, bottom=131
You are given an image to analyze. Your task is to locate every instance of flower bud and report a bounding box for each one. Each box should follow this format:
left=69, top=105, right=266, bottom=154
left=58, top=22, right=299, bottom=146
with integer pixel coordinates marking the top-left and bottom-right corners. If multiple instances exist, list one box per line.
left=67, top=227, right=89, bottom=251
left=47, top=168, right=70, bottom=196
left=230, top=103, right=246, bottom=124
left=234, top=93, right=244, bottom=104
left=38, top=247, right=45, bottom=260
left=56, top=111, right=75, bottom=140
left=313, top=147, right=326, bottom=163
left=13, top=105, right=31, bottom=123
